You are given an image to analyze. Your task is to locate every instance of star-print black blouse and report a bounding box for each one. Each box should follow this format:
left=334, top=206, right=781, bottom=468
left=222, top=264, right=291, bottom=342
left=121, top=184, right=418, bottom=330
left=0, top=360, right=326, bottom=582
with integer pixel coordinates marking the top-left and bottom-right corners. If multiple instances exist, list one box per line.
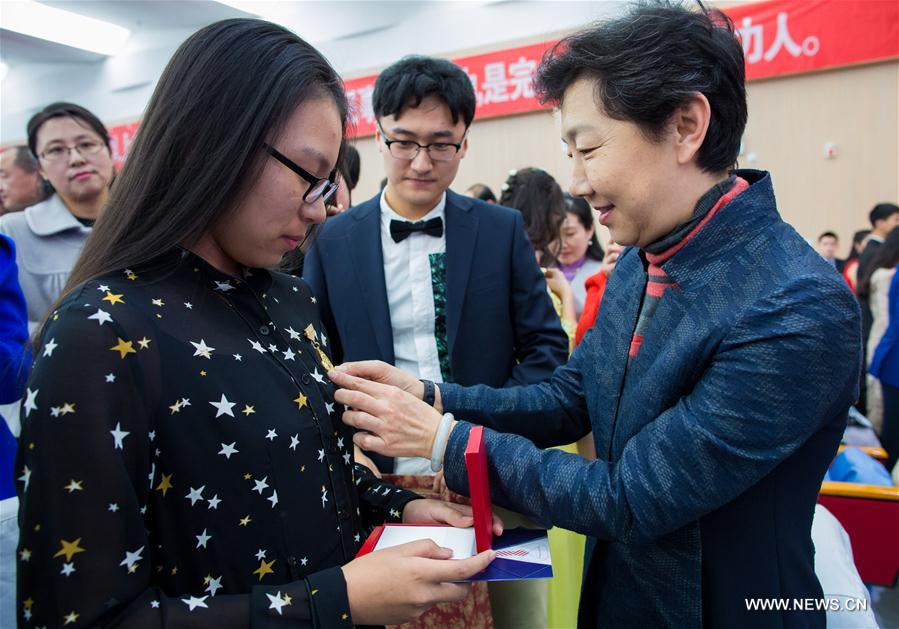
left=16, top=249, right=421, bottom=628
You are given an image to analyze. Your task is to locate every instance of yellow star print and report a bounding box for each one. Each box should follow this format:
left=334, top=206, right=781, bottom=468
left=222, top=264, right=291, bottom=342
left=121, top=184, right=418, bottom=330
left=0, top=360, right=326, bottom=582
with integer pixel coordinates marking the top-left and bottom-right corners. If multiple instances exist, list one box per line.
left=64, top=610, right=79, bottom=625
left=23, top=597, right=34, bottom=610
left=156, top=473, right=173, bottom=496
left=239, top=515, right=252, bottom=526
left=137, top=337, right=151, bottom=349
left=110, top=338, right=136, bottom=359
left=242, top=405, right=255, bottom=416
left=294, top=393, right=308, bottom=409
left=54, top=538, right=86, bottom=562
left=253, top=558, right=275, bottom=581
left=101, top=292, right=125, bottom=306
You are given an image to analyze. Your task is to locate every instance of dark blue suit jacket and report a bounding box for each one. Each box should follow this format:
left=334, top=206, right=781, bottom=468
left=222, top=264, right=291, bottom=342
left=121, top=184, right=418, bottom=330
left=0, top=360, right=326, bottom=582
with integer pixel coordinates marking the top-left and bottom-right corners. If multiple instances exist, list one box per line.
left=303, top=189, right=568, bottom=472
left=440, top=171, right=861, bottom=628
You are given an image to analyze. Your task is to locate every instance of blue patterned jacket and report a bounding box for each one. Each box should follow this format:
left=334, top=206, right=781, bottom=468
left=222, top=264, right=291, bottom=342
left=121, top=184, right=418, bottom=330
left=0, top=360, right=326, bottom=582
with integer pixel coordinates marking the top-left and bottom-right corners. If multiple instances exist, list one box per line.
left=441, top=170, right=861, bottom=628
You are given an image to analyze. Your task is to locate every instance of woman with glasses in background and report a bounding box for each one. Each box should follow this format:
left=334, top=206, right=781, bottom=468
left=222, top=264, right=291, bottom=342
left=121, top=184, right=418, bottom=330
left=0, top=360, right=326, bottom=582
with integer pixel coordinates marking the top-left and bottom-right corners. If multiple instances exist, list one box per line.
left=0, top=103, right=115, bottom=332
left=15, top=19, right=495, bottom=629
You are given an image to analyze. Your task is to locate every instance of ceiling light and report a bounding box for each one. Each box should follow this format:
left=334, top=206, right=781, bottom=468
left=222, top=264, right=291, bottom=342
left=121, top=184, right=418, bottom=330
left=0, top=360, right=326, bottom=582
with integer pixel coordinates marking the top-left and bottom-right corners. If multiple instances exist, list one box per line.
left=0, top=0, right=131, bottom=56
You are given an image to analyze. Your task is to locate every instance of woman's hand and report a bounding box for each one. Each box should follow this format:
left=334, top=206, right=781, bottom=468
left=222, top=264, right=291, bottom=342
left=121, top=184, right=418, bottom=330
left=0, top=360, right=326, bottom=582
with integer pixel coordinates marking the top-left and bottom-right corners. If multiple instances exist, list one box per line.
left=342, top=540, right=495, bottom=625
left=602, top=241, right=624, bottom=276
left=330, top=370, right=445, bottom=459
left=333, top=361, right=425, bottom=399
left=404, top=498, right=504, bottom=536
left=354, top=445, right=382, bottom=478
left=543, top=267, right=572, bottom=300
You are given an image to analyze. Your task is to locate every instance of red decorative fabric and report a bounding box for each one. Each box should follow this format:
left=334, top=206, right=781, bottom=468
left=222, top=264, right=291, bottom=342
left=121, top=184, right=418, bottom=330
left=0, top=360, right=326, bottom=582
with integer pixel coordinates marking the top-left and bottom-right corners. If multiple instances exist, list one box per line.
left=575, top=270, right=609, bottom=346
left=382, top=474, right=494, bottom=629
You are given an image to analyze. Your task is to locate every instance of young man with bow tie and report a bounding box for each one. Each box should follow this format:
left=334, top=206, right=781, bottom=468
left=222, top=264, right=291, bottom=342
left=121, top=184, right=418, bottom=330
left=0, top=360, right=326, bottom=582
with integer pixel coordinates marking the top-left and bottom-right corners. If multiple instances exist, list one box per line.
left=304, top=55, right=568, bottom=477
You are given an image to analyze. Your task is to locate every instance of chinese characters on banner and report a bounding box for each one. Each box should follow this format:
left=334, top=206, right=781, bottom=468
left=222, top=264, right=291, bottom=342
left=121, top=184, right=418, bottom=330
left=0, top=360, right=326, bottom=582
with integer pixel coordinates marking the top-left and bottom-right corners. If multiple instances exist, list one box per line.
left=344, top=41, right=553, bottom=138
left=105, top=0, right=898, bottom=157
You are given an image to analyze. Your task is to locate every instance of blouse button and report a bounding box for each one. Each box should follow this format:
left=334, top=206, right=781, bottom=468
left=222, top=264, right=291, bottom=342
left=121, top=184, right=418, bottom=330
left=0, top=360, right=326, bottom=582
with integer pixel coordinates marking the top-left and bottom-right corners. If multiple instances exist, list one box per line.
left=259, top=325, right=270, bottom=336
left=301, top=374, right=311, bottom=385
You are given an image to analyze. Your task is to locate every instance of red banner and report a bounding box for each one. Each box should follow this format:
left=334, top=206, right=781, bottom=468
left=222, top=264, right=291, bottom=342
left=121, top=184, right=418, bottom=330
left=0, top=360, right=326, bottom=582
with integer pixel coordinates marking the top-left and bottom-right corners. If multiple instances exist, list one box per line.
left=106, top=0, right=898, bottom=148
left=345, top=41, right=555, bottom=138
left=729, top=0, right=899, bottom=81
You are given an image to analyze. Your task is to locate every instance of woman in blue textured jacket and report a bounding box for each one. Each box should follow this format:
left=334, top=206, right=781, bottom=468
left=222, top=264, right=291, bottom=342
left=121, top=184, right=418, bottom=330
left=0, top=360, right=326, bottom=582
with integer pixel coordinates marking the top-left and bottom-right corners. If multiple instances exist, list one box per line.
left=330, top=4, right=861, bottom=628
left=869, top=268, right=899, bottom=470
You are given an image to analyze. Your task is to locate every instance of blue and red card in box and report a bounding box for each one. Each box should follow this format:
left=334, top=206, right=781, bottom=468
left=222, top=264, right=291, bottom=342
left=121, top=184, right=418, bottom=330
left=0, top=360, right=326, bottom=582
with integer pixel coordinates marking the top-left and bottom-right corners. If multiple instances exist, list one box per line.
left=356, top=426, right=553, bottom=582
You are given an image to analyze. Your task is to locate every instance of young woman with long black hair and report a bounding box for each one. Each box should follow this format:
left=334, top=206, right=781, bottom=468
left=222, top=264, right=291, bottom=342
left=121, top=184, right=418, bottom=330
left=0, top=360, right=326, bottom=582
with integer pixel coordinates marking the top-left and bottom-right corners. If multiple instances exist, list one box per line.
left=15, top=19, right=494, bottom=628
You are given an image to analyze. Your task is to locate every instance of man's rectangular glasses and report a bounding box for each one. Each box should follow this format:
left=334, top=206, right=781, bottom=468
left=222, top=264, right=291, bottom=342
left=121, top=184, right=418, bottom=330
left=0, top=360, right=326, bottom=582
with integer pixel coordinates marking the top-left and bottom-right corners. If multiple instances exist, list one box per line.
left=264, top=143, right=338, bottom=204
left=377, top=123, right=466, bottom=162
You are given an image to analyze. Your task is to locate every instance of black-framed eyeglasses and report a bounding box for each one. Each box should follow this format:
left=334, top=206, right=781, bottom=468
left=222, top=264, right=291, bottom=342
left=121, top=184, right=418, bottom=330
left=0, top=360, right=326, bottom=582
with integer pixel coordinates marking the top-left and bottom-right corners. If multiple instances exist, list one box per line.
left=377, top=123, right=467, bottom=162
left=263, top=143, right=338, bottom=204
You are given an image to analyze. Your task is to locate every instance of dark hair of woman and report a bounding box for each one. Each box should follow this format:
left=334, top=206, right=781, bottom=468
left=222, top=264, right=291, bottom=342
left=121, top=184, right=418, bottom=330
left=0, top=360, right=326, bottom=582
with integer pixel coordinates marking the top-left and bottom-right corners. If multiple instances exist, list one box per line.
left=27, top=102, right=112, bottom=159
left=847, top=229, right=871, bottom=262
left=857, top=226, right=899, bottom=298
left=48, top=19, right=347, bottom=332
left=499, top=168, right=566, bottom=265
left=563, top=193, right=604, bottom=261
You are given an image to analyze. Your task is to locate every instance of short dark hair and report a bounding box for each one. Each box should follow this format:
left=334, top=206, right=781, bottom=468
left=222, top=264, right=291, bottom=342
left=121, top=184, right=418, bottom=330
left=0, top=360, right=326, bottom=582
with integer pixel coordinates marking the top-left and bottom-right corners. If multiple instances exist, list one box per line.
left=27, top=102, right=111, bottom=159
left=467, top=183, right=496, bottom=203
left=9, top=146, right=39, bottom=174
left=564, top=193, right=604, bottom=261
left=535, top=2, right=747, bottom=173
left=818, top=231, right=838, bottom=242
left=339, top=144, right=360, bottom=190
left=373, top=56, right=476, bottom=127
left=499, top=168, right=566, bottom=265
left=869, top=203, right=899, bottom=227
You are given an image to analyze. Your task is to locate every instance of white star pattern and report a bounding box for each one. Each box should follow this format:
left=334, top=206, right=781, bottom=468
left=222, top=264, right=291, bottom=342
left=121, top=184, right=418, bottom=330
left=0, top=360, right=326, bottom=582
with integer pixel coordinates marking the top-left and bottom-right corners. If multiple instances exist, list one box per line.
left=152, top=298, right=164, bottom=307
left=267, top=343, right=278, bottom=353
left=61, top=562, right=75, bottom=576
left=267, top=490, right=279, bottom=508
left=108, top=503, right=119, bottom=512
left=23, top=387, right=38, bottom=417
left=185, top=485, right=205, bottom=505
left=311, top=368, right=325, bottom=383
left=321, top=487, right=328, bottom=508
left=182, top=595, right=209, bottom=611
left=320, top=332, right=328, bottom=347
left=42, top=338, right=58, bottom=357
left=301, top=556, right=308, bottom=566
left=19, top=547, right=31, bottom=561
left=343, top=452, right=351, bottom=465
left=233, top=353, right=242, bottom=361
left=282, top=347, right=296, bottom=361
left=97, top=284, right=110, bottom=292
left=214, top=280, right=235, bottom=292
left=205, top=575, right=223, bottom=597
left=337, top=437, right=344, bottom=450
left=110, top=422, right=130, bottom=449
left=105, top=373, right=116, bottom=383
left=325, top=402, right=335, bottom=415
left=151, top=600, right=160, bottom=608
left=255, top=549, right=267, bottom=560
left=88, top=308, right=113, bottom=326
left=209, top=394, right=236, bottom=418
left=265, top=429, right=277, bottom=441
left=253, top=477, right=269, bottom=494
left=317, top=449, right=325, bottom=462
left=248, top=339, right=266, bottom=354
left=218, top=442, right=239, bottom=459
left=289, top=434, right=300, bottom=450
left=184, top=302, right=193, bottom=309
left=207, top=495, right=221, bottom=509
left=195, top=529, right=212, bottom=548
left=190, top=339, right=215, bottom=359
left=285, top=326, right=302, bottom=341
left=266, top=591, right=289, bottom=615
left=120, top=546, right=144, bottom=571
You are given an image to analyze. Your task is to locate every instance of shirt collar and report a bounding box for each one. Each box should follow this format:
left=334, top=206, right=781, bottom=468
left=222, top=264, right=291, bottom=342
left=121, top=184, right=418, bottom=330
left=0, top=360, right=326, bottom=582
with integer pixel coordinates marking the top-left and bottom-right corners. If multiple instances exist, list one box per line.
left=173, top=247, right=273, bottom=294
left=379, top=190, right=446, bottom=232
left=25, top=194, right=90, bottom=236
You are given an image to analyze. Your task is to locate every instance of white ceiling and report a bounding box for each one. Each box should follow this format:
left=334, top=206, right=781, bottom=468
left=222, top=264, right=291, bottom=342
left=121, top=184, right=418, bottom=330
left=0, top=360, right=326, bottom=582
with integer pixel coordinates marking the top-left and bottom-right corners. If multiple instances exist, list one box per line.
left=0, top=0, right=621, bottom=143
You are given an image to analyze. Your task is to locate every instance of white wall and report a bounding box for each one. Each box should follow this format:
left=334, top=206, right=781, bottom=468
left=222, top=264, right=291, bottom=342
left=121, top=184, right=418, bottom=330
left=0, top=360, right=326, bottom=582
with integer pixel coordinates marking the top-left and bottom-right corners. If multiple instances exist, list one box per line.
left=0, top=0, right=623, bottom=143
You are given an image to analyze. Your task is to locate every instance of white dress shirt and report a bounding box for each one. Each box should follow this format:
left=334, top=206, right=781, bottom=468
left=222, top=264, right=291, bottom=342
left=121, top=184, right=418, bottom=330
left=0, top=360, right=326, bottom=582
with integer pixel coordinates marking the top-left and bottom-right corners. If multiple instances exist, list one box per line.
left=379, top=191, right=447, bottom=474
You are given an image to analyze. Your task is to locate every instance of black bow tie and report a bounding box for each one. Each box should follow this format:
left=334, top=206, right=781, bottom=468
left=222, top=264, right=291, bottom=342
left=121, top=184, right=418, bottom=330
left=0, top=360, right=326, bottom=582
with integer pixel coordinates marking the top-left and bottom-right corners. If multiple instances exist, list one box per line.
left=390, top=217, right=444, bottom=243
